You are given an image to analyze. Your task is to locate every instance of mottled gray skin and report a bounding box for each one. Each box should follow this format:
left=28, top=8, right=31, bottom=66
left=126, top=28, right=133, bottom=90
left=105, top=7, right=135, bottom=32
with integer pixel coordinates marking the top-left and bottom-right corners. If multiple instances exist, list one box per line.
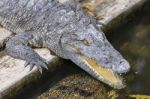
left=0, top=0, right=130, bottom=86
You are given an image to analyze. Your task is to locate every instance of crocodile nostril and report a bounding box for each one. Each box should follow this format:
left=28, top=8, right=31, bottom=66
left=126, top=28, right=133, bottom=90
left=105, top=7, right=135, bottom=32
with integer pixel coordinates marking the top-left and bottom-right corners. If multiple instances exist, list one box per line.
left=112, top=59, right=130, bottom=74
left=120, top=60, right=124, bottom=64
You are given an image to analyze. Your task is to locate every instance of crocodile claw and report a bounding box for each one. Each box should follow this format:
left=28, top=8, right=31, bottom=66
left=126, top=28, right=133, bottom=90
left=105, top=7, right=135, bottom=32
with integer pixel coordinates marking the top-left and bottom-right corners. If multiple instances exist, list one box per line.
left=24, top=57, right=48, bottom=73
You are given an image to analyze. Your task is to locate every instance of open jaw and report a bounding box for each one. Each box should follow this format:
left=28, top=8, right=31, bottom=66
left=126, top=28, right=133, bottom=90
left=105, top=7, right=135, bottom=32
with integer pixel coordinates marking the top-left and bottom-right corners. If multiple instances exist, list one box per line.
left=63, top=44, right=126, bottom=89
left=67, top=52, right=125, bottom=89
left=60, top=24, right=130, bottom=89
left=81, top=56, right=126, bottom=89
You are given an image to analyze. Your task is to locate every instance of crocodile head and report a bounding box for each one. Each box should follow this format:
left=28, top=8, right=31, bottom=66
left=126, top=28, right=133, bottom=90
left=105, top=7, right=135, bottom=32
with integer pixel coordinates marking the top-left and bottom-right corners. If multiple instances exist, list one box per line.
left=61, top=24, right=130, bottom=89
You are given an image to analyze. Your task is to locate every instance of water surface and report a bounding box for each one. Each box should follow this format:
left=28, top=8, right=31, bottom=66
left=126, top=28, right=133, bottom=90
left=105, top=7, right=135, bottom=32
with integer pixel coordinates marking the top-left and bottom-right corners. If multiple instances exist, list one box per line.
left=106, top=8, right=150, bottom=96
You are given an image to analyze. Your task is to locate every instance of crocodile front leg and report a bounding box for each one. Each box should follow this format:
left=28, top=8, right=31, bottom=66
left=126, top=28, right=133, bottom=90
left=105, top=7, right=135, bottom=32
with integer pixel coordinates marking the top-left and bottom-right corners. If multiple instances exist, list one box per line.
left=5, top=32, right=48, bottom=73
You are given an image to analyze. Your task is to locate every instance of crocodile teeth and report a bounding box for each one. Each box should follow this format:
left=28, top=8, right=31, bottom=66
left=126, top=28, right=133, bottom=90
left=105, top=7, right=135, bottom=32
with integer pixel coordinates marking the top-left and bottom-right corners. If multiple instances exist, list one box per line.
left=80, top=56, right=125, bottom=89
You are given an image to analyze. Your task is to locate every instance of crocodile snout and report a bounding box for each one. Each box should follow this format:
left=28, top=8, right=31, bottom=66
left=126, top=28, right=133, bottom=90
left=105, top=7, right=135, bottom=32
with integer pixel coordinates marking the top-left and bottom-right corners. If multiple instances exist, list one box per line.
left=112, top=59, right=130, bottom=74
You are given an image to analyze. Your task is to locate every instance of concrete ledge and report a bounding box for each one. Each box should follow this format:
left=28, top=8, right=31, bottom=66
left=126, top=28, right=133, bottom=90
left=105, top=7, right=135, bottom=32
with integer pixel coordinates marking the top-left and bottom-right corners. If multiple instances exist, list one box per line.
left=0, top=49, right=63, bottom=98
left=101, top=0, right=149, bottom=32
left=0, top=28, right=12, bottom=49
left=0, top=0, right=147, bottom=98
left=82, top=0, right=142, bottom=23
left=81, top=0, right=147, bottom=30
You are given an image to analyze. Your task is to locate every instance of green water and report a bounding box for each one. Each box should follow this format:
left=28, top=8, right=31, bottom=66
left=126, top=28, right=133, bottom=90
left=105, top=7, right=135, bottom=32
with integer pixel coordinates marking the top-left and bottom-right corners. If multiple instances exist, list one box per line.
left=106, top=8, right=150, bottom=96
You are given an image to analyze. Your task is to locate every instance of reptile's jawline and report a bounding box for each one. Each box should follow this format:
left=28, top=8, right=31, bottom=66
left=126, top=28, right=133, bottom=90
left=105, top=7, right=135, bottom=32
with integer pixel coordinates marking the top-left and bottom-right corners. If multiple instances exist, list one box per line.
left=79, top=56, right=125, bottom=89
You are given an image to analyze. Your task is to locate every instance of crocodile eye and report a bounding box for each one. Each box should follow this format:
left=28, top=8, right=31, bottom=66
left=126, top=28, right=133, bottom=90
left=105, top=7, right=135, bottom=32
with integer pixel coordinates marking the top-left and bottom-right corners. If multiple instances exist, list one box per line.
left=82, top=38, right=90, bottom=46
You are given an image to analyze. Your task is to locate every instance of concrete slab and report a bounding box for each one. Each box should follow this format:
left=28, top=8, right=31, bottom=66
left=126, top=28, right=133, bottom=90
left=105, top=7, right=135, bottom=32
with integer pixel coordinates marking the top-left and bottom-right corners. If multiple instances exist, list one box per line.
left=81, top=0, right=146, bottom=31
left=0, top=0, right=147, bottom=98
left=81, top=0, right=143, bottom=24
left=0, top=49, right=62, bottom=98
left=0, top=28, right=13, bottom=49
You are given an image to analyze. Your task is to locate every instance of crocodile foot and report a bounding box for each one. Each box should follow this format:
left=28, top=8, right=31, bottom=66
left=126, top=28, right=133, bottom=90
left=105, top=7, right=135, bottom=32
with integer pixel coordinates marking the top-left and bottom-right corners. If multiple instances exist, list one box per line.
left=24, top=56, right=48, bottom=73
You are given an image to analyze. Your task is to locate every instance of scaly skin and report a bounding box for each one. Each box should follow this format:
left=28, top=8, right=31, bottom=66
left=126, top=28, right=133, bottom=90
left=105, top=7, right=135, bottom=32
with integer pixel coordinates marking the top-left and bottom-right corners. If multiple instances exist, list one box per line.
left=0, top=0, right=130, bottom=89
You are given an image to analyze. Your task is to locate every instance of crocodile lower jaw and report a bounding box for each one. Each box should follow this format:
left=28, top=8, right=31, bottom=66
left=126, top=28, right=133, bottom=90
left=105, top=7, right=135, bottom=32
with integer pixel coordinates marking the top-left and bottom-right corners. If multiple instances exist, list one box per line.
left=79, top=56, right=125, bottom=89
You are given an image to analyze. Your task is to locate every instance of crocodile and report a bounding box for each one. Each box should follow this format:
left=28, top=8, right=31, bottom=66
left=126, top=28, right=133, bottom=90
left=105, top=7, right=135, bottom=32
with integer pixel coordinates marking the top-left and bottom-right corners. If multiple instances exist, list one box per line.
left=0, top=0, right=130, bottom=89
